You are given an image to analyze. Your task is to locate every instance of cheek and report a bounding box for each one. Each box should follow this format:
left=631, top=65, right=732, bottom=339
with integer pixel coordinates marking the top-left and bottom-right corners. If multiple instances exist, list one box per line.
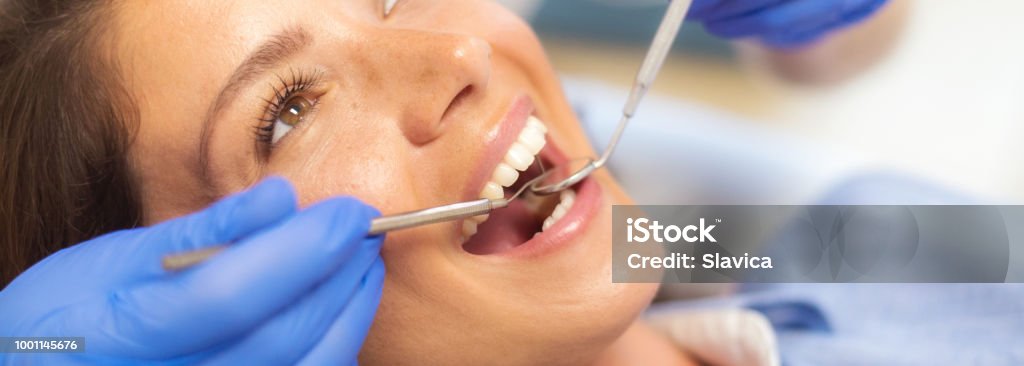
left=268, top=137, right=410, bottom=210
left=257, top=84, right=412, bottom=209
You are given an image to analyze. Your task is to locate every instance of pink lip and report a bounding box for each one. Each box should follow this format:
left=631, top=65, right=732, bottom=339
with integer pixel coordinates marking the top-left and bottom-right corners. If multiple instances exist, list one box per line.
left=460, top=94, right=603, bottom=258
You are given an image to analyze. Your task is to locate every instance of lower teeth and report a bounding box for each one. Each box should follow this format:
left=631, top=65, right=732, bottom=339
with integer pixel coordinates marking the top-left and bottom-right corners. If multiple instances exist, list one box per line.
left=541, top=189, right=576, bottom=232
left=463, top=187, right=578, bottom=245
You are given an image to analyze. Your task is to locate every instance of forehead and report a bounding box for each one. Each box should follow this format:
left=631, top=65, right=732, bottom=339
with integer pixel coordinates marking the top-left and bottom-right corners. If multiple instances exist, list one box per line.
left=116, top=2, right=298, bottom=96
left=113, top=1, right=380, bottom=101
left=114, top=2, right=338, bottom=141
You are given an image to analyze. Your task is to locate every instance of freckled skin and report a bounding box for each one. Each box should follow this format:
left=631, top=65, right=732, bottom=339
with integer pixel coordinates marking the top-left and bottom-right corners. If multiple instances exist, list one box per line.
left=115, top=1, right=665, bottom=365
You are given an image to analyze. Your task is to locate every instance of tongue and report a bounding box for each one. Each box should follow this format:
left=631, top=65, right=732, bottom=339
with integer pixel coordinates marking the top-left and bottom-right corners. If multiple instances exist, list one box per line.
left=463, top=199, right=539, bottom=255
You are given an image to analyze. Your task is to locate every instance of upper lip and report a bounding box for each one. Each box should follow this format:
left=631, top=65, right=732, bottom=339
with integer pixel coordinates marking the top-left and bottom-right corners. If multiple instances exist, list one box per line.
left=461, top=94, right=535, bottom=203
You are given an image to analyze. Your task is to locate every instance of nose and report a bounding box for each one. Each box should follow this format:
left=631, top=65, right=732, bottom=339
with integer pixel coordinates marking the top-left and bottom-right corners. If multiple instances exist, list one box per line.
left=366, top=30, right=492, bottom=145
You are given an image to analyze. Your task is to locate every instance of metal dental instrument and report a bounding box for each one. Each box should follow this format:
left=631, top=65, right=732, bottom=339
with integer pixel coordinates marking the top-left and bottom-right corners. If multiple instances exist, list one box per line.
left=162, top=2, right=690, bottom=271
left=161, top=171, right=552, bottom=271
left=530, top=0, right=692, bottom=195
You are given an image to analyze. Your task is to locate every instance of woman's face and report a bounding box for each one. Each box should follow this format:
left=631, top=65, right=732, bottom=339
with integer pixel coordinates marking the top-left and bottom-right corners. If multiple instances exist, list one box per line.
left=115, top=1, right=657, bottom=364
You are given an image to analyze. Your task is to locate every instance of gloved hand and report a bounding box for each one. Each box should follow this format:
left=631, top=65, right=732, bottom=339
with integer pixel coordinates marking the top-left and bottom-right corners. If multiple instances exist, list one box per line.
left=687, top=0, right=890, bottom=48
left=0, top=177, right=385, bottom=365
left=647, top=309, right=780, bottom=366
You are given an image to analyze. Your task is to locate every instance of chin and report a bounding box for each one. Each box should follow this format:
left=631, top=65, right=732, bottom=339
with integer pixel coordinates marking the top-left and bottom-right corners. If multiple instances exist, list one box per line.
left=362, top=165, right=658, bottom=365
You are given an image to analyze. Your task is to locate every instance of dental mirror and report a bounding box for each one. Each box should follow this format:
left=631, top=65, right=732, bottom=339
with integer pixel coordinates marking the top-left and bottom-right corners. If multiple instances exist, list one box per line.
left=527, top=0, right=691, bottom=196
left=529, top=157, right=597, bottom=196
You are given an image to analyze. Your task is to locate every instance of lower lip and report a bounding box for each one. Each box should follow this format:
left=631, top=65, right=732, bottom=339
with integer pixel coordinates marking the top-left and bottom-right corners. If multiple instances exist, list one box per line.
left=488, top=176, right=603, bottom=259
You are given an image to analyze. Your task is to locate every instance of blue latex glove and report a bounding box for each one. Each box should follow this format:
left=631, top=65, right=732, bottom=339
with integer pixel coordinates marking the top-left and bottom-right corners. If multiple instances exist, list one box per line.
left=688, top=0, right=889, bottom=48
left=0, top=177, right=385, bottom=365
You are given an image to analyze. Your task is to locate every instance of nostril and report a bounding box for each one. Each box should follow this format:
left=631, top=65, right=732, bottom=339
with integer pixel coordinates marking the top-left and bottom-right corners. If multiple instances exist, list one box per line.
left=442, top=85, right=473, bottom=121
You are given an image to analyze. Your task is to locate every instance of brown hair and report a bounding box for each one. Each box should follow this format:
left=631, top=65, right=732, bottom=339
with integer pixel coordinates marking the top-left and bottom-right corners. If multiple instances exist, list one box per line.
left=1, top=0, right=141, bottom=286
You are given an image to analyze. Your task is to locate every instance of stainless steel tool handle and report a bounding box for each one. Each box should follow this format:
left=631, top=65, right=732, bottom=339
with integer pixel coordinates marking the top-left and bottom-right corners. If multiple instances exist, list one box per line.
left=367, top=198, right=502, bottom=235
left=162, top=198, right=504, bottom=271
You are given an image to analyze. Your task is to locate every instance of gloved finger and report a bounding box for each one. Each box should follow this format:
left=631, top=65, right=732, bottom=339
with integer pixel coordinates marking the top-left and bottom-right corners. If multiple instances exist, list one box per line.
left=687, top=0, right=725, bottom=19
left=60, top=197, right=382, bottom=359
left=296, top=257, right=385, bottom=366
left=687, top=0, right=785, bottom=22
left=107, top=176, right=298, bottom=277
left=202, top=242, right=383, bottom=366
left=760, top=0, right=886, bottom=47
left=703, top=0, right=843, bottom=39
left=828, top=0, right=888, bottom=28
left=761, top=20, right=835, bottom=48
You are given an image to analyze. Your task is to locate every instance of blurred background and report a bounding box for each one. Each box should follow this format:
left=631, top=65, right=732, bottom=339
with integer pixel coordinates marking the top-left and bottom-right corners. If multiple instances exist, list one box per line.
left=497, top=0, right=1024, bottom=201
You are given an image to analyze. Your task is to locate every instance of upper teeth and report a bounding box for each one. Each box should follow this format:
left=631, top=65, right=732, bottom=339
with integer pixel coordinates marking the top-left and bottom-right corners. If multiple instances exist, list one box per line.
left=463, top=116, right=572, bottom=240
left=477, top=116, right=546, bottom=202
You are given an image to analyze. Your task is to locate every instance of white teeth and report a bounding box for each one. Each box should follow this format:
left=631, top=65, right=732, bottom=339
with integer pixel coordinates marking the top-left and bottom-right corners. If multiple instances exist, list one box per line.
left=517, top=125, right=546, bottom=155
left=560, top=189, right=575, bottom=202
left=462, top=220, right=478, bottom=237
left=527, top=115, right=547, bottom=133
left=542, top=189, right=576, bottom=232
left=542, top=216, right=555, bottom=232
left=504, top=143, right=534, bottom=171
left=552, top=204, right=568, bottom=219
left=480, top=182, right=504, bottom=200
left=491, top=163, right=520, bottom=187
left=465, top=116, right=550, bottom=243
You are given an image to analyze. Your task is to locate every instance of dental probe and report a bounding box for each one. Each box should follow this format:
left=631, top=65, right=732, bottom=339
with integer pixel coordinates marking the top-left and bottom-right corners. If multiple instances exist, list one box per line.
left=530, top=0, right=692, bottom=195
left=161, top=171, right=552, bottom=271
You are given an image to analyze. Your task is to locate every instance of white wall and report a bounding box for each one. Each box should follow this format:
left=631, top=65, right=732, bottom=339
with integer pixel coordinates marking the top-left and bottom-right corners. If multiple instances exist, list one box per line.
left=752, top=0, right=1024, bottom=200
left=504, top=0, right=1024, bottom=200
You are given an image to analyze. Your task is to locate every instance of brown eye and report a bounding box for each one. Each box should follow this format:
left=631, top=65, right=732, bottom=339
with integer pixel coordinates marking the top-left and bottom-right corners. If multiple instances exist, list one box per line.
left=270, top=96, right=314, bottom=144
left=279, top=96, right=313, bottom=127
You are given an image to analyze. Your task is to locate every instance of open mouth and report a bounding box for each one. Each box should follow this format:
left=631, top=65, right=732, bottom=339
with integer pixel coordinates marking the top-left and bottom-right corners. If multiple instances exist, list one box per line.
left=462, top=116, right=580, bottom=255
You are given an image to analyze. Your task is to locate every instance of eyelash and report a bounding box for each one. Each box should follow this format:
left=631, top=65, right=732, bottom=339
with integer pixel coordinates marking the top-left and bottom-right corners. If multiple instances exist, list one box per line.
left=255, top=69, right=324, bottom=146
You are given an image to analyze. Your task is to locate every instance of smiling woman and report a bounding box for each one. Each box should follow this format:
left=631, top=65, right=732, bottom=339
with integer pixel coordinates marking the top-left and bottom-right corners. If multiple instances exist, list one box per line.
left=1, top=0, right=689, bottom=365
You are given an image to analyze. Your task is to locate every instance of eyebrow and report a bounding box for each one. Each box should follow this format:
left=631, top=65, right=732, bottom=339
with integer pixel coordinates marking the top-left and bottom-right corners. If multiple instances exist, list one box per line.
left=197, top=27, right=313, bottom=189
